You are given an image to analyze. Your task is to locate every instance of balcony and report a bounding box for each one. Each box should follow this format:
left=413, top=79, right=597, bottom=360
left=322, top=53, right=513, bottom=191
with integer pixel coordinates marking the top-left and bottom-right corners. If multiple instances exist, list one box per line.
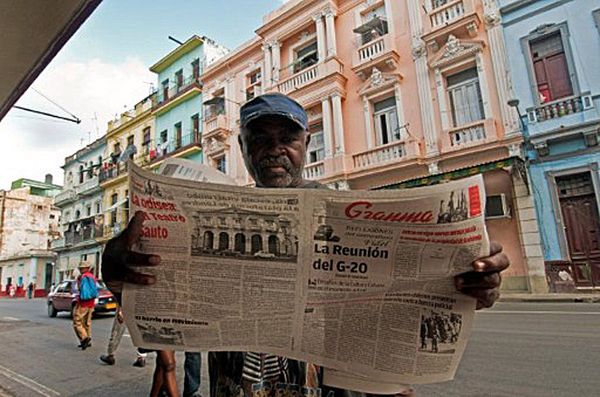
left=352, top=139, right=420, bottom=170
left=74, top=175, right=100, bottom=196
left=443, top=118, right=497, bottom=153
left=99, top=162, right=128, bottom=184
left=152, top=75, right=202, bottom=115
left=351, top=35, right=399, bottom=79
left=54, top=189, right=77, bottom=206
left=102, top=221, right=127, bottom=240
left=50, top=238, right=65, bottom=250
left=422, top=0, right=480, bottom=49
left=150, top=132, right=202, bottom=164
left=304, top=161, right=325, bottom=180
left=527, top=93, right=594, bottom=124
left=203, top=114, right=231, bottom=141
left=277, top=57, right=344, bottom=95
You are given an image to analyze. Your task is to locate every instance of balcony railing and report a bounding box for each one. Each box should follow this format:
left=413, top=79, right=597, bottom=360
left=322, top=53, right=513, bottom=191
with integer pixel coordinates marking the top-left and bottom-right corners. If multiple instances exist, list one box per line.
left=74, top=175, right=99, bottom=196
left=103, top=222, right=127, bottom=240
left=204, top=114, right=230, bottom=140
left=50, top=238, right=65, bottom=250
left=154, top=76, right=202, bottom=109
left=99, top=162, right=128, bottom=183
left=152, top=132, right=201, bottom=162
left=54, top=189, right=77, bottom=205
left=358, top=36, right=386, bottom=63
left=278, top=63, right=319, bottom=94
left=352, top=141, right=407, bottom=169
left=429, top=0, right=465, bottom=29
left=526, top=93, right=593, bottom=123
left=304, top=161, right=325, bottom=180
left=277, top=58, right=344, bottom=95
left=448, top=120, right=487, bottom=147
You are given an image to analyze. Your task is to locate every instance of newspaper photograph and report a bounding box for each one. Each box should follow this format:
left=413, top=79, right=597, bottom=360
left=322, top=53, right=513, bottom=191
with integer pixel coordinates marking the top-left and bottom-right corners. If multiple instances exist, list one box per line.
left=122, top=161, right=489, bottom=391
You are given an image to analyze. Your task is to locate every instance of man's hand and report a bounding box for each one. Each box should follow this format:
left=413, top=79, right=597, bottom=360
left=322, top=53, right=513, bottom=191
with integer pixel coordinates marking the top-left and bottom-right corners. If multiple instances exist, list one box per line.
left=455, top=241, right=509, bottom=309
left=102, top=211, right=161, bottom=302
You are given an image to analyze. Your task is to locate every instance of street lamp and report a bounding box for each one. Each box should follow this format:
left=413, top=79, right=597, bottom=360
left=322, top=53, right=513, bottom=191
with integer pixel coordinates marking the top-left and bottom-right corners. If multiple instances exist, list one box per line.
left=507, top=98, right=526, bottom=130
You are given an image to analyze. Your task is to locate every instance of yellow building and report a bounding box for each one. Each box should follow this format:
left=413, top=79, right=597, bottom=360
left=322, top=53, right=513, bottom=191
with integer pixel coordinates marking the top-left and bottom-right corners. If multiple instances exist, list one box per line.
left=97, top=94, right=155, bottom=245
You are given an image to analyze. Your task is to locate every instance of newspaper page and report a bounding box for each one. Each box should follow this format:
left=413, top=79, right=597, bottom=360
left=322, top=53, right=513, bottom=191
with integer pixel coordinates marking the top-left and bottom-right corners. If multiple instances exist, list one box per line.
left=122, top=162, right=489, bottom=391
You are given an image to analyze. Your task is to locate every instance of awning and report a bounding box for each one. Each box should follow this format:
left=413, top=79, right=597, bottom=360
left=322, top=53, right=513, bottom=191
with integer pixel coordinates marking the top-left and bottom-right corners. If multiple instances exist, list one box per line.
left=104, top=198, right=128, bottom=213
left=204, top=97, right=225, bottom=106
left=353, top=16, right=387, bottom=34
left=0, top=0, right=101, bottom=122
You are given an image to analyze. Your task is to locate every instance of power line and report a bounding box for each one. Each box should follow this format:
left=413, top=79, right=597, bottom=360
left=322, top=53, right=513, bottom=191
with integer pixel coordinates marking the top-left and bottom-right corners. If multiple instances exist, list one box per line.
left=12, top=106, right=81, bottom=124
left=31, top=87, right=80, bottom=121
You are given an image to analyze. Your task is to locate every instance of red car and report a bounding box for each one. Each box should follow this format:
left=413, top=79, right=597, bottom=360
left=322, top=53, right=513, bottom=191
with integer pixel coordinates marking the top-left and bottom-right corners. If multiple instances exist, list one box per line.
left=47, top=279, right=117, bottom=317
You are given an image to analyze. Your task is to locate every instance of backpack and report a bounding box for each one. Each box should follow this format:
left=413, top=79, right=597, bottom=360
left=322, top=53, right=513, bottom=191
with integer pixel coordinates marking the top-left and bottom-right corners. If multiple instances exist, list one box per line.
left=79, top=275, right=98, bottom=301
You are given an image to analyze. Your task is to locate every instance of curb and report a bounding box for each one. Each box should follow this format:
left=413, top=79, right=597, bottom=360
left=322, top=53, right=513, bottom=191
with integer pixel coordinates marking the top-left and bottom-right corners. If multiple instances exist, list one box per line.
left=499, top=295, right=600, bottom=303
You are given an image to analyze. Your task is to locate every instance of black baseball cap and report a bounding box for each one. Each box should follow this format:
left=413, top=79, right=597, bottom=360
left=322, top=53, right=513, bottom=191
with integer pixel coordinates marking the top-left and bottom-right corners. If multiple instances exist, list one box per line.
left=240, top=93, right=308, bottom=131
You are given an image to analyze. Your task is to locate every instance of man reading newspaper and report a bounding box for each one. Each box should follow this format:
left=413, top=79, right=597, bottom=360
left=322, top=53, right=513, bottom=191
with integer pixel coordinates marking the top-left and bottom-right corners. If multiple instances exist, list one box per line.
left=102, top=93, right=509, bottom=397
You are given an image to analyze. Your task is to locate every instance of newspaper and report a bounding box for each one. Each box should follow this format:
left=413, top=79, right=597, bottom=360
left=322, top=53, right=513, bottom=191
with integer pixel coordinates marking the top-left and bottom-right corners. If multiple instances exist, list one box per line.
left=122, top=161, right=489, bottom=392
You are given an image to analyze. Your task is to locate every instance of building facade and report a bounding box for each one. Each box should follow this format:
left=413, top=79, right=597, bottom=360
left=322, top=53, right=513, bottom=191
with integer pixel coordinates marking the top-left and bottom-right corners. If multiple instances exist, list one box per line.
left=199, top=0, right=546, bottom=292
left=0, top=177, right=61, bottom=296
left=501, top=0, right=600, bottom=290
left=98, top=95, right=155, bottom=245
left=52, top=137, right=105, bottom=282
left=149, top=35, right=229, bottom=168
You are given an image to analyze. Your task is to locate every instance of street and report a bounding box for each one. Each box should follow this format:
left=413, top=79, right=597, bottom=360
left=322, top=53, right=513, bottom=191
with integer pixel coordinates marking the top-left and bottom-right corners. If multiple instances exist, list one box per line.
left=0, top=299, right=599, bottom=397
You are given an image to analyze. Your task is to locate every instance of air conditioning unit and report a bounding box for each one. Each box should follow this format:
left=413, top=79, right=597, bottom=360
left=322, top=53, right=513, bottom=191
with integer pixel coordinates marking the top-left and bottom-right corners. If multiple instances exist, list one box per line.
left=485, top=194, right=511, bottom=219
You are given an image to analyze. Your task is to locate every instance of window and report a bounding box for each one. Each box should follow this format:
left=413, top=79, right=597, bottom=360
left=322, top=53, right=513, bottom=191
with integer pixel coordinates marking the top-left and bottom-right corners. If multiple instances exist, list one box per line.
left=357, top=5, right=388, bottom=45
left=127, top=135, right=134, bottom=147
left=142, top=127, right=151, bottom=154
left=160, top=130, right=168, bottom=144
left=307, top=123, right=325, bottom=163
left=174, top=123, right=182, bottom=149
left=162, top=79, right=169, bottom=101
left=249, top=70, right=261, bottom=85
left=294, top=41, right=318, bottom=73
left=125, top=189, right=129, bottom=221
left=216, top=156, right=227, bottom=174
left=192, top=59, right=200, bottom=79
left=87, top=162, right=93, bottom=178
left=373, top=97, right=400, bottom=145
left=529, top=32, right=573, bottom=103
left=113, top=142, right=121, bottom=155
left=86, top=205, right=91, bottom=217
left=175, top=69, right=183, bottom=90
left=75, top=209, right=81, bottom=219
left=95, top=201, right=101, bottom=214
left=79, top=165, right=84, bottom=184
left=191, top=114, right=200, bottom=135
left=110, top=193, right=118, bottom=226
left=446, top=68, right=484, bottom=127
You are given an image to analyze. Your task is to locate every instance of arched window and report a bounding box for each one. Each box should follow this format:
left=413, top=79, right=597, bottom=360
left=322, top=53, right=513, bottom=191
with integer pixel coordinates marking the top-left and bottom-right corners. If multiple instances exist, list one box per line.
left=203, top=231, right=214, bottom=250
left=218, top=232, right=229, bottom=251
left=251, top=234, right=262, bottom=254
left=79, top=165, right=84, bottom=184
left=268, top=235, right=279, bottom=255
left=234, top=233, right=246, bottom=253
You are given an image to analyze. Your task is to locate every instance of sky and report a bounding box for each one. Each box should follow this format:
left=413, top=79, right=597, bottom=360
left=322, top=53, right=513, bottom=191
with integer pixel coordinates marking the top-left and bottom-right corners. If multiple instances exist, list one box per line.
left=0, top=0, right=288, bottom=189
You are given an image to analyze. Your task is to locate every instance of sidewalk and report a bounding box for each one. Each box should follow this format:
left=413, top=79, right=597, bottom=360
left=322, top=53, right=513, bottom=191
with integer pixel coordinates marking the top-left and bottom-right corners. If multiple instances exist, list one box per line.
left=500, top=293, right=600, bottom=303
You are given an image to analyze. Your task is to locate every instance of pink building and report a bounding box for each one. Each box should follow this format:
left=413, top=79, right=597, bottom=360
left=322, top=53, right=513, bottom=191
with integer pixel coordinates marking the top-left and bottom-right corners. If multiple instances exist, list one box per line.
left=200, top=0, right=547, bottom=293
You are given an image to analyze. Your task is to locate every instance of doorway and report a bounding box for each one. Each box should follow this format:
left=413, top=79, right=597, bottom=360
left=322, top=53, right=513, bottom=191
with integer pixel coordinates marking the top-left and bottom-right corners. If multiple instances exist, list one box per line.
left=556, top=172, right=600, bottom=287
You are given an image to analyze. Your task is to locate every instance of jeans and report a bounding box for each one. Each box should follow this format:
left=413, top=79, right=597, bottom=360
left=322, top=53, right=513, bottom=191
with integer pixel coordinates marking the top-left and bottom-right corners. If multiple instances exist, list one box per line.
left=184, top=352, right=202, bottom=397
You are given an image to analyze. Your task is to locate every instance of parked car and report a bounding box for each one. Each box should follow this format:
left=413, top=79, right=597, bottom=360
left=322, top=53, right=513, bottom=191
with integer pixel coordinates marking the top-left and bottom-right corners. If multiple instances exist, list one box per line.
left=47, top=279, right=117, bottom=317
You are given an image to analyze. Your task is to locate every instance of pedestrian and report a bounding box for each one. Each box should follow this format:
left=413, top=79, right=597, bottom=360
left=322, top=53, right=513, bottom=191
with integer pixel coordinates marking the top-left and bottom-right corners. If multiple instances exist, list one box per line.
left=8, top=283, right=15, bottom=298
left=102, top=93, right=510, bottom=397
left=27, top=282, right=34, bottom=299
left=73, top=261, right=98, bottom=350
left=99, top=306, right=147, bottom=367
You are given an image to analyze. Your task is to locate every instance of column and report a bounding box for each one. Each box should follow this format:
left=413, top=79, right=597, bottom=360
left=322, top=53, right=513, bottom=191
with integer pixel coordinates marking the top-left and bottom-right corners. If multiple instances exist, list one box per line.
left=383, top=0, right=395, bottom=38
left=331, top=94, right=345, bottom=154
left=434, top=68, right=451, bottom=130
left=407, top=0, right=439, bottom=156
left=483, top=0, right=520, bottom=137
left=362, top=96, right=373, bottom=149
left=263, top=43, right=272, bottom=88
left=324, top=9, right=337, bottom=57
left=313, top=13, right=326, bottom=62
left=321, top=97, right=334, bottom=158
left=475, top=53, right=493, bottom=119
left=271, top=41, right=281, bottom=82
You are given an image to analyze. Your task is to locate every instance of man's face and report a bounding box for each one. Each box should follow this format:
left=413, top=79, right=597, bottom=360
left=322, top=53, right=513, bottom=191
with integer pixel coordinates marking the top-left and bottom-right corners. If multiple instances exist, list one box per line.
left=239, top=115, right=309, bottom=188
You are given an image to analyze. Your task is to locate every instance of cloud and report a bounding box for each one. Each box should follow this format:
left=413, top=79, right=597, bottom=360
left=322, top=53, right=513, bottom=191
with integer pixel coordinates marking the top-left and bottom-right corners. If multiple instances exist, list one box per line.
left=0, top=57, right=154, bottom=189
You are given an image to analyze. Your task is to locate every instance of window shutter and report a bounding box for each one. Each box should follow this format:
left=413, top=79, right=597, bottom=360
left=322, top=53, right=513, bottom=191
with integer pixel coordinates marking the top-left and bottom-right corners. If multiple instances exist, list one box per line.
left=546, top=53, right=573, bottom=100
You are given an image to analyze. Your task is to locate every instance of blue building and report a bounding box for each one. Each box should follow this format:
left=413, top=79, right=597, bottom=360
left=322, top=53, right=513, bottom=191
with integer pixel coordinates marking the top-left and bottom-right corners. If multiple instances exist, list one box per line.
left=500, top=0, right=600, bottom=290
left=149, top=35, right=228, bottom=165
left=52, top=136, right=106, bottom=281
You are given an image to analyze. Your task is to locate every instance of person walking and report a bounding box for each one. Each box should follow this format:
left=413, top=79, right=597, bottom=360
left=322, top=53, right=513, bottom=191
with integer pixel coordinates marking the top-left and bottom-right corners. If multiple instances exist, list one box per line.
left=73, top=261, right=97, bottom=350
left=99, top=306, right=147, bottom=367
left=26, top=282, right=34, bottom=299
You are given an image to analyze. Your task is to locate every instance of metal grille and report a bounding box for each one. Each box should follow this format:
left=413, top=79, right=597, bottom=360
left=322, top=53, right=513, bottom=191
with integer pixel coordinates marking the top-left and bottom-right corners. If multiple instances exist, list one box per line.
left=556, top=172, right=594, bottom=198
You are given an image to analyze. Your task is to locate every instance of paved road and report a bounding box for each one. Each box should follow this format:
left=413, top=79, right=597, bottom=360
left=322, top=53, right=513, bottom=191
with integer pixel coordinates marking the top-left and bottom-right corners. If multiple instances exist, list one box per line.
left=0, top=299, right=598, bottom=396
